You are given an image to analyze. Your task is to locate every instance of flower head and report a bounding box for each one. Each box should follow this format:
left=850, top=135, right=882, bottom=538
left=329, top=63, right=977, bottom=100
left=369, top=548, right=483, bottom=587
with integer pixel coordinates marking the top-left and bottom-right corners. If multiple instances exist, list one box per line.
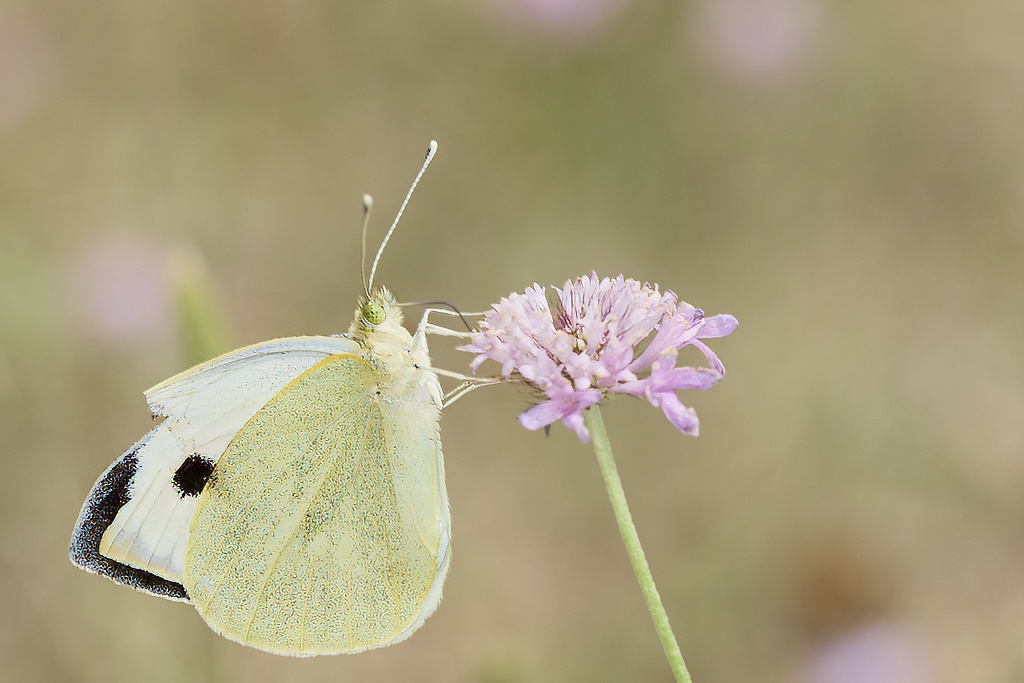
left=460, top=273, right=738, bottom=442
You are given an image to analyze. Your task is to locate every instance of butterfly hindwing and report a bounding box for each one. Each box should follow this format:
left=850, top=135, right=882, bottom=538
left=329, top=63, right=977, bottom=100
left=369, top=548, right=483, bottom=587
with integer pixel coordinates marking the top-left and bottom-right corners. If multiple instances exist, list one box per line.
left=70, top=336, right=359, bottom=598
left=184, top=351, right=448, bottom=655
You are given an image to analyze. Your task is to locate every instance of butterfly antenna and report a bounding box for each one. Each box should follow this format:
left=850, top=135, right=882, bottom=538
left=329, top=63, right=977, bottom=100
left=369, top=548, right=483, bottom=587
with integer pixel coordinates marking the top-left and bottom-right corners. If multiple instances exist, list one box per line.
left=367, top=140, right=438, bottom=292
left=360, top=194, right=373, bottom=297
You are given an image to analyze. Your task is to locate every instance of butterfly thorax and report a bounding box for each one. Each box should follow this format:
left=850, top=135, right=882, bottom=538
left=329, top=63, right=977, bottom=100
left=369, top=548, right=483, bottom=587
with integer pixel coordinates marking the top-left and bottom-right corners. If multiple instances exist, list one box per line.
left=349, top=288, right=435, bottom=399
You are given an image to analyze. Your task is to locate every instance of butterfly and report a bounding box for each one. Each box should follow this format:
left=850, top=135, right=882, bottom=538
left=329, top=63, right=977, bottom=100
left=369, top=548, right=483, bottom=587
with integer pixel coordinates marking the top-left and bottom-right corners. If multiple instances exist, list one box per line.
left=70, top=141, right=474, bottom=656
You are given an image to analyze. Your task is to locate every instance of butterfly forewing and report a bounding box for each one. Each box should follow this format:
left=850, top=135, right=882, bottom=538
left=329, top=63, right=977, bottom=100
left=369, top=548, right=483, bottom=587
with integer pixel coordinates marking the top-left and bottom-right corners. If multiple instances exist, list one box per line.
left=184, top=352, right=447, bottom=656
left=71, top=337, right=359, bottom=595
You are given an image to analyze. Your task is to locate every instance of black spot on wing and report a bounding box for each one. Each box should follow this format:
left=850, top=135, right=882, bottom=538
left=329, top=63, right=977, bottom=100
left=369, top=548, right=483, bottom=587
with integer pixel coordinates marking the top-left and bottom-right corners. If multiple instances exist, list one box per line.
left=69, top=431, right=189, bottom=602
left=173, top=454, right=215, bottom=498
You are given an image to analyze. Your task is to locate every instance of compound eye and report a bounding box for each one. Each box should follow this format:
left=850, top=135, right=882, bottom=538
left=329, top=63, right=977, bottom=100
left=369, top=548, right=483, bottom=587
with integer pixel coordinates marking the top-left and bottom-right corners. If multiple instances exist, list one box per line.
left=364, top=302, right=386, bottom=326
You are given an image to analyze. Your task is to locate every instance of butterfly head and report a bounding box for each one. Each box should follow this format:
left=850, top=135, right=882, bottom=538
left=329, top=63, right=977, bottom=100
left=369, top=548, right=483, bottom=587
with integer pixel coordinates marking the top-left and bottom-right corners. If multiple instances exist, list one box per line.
left=351, top=287, right=407, bottom=343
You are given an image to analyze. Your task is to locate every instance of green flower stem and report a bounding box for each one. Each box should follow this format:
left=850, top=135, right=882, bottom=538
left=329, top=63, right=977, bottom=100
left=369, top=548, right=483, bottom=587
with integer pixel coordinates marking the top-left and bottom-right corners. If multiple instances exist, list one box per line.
left=584, top=405, right=692, bottom=683
left=170, top=248, right=230, bottom=366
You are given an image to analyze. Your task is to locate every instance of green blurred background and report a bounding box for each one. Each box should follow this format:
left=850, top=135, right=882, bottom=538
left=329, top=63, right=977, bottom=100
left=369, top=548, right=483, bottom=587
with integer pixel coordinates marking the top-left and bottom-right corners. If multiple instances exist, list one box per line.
left=3, top=1, right=1023, bottom=681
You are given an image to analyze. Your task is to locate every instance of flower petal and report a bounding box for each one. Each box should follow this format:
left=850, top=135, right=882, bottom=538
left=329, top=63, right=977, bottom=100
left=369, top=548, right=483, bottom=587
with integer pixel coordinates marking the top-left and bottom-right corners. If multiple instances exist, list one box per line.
left=689, top=338, right=725, bottom=374
left=518, top=387, right=602, bottom=435
left=628, top=307, right=703, bottom=373
left=696, top=314, right=738, bottom=339
left=518, top=399, right=565, bottom=431
left=562, top=410, right=592, bottom=443
left=656, top=366, right=723, bottom=391
left=651, top=392, right=700, bottom=436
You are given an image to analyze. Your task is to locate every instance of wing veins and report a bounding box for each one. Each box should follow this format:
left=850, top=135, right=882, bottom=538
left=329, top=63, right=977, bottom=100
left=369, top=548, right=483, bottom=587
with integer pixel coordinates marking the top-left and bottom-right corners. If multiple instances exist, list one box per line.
left=375, top=415, right=405, bottom=617
left=193, top=389, right=363, bottom=566
left=193, top=397, right=363, bottom=614
left=236, top=398, right=375, bottom=642
left=142, top=491, right=182, bottom=569
left=102, top=463, right=166, bottom=556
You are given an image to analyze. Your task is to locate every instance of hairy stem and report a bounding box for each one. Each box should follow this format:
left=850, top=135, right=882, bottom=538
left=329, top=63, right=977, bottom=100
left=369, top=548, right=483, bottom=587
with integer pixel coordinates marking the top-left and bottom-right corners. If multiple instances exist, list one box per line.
left=584, top=405, right=692, bottom=683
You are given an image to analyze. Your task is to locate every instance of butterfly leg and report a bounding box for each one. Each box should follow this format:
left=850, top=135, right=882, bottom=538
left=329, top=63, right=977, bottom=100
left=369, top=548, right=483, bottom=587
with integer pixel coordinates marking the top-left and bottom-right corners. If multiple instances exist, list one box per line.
left=415, top=307, right=488, bottom=339
left=430, top=366, right=501, bottom=384
left=411, top=307, right=474, bottom=358
left=413, top=307, right=501, bottom=400
left=443, top=379, right=498, bottom=407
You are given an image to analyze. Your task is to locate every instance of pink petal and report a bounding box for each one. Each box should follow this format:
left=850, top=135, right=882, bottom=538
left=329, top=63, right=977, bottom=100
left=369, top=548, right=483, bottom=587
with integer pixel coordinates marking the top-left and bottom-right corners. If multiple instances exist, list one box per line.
left=562, top=410, right=592, bottom=443
left=689, top=339, right=725, bottom=374
left=608, top=379, right=648, bottom=397
left=628, top=311, right=703, bottom=372
left=652, top=392, right=700, bottom=436
left=519, top=400, right=564, bottom=430
left=609, top=366, right=719, bottom=398
left=518, top=388, right=602, bottom=434
left=656, top=366, right=723, bottom=391
left=468, top=354, right=488, bottom=373
left=696, top=314, right=738, bottom=339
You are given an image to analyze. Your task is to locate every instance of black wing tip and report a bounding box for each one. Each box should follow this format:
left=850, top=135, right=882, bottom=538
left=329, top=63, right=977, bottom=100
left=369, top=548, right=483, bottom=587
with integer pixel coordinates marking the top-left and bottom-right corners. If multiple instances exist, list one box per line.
left=70, top=437, right=190, bottom=602
left=69, top=531, right=190, bottom=602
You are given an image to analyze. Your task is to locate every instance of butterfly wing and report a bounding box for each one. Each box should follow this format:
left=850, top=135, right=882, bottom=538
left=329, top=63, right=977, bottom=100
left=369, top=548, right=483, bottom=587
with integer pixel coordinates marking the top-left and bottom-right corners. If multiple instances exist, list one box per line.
left=70, top=336, right=359, bottom=599
left=183, top=351, right=448, bottom=656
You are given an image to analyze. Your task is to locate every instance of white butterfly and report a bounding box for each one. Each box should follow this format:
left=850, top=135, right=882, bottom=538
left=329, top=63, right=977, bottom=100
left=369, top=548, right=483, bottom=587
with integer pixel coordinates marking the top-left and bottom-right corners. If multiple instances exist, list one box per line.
left=70, top=142, right=485, bottom=656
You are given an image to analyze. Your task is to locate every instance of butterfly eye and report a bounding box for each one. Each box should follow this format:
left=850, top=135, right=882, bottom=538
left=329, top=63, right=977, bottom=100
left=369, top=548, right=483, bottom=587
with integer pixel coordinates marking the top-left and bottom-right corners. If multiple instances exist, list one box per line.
left=363, top=301, right=386, bottom=326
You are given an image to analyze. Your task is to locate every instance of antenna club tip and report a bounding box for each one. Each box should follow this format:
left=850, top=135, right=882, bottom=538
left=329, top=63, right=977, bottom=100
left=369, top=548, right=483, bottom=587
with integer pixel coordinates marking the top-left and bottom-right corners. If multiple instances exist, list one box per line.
left=369, top=141, right=436, bottom=289
left=362, top=194, right=373, bottom=209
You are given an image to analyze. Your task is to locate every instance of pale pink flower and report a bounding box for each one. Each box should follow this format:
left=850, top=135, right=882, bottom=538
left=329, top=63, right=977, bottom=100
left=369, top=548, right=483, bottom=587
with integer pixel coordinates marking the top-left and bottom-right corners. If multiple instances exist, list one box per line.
left=460, top=273, right=737, bottom=442
left=803, top=621, right=933, bottom=683
left=693, top=0, right=822, bottom=86
left=68, top=234, right=172, bottom=345
left=487, top=0, right=630, bottom=44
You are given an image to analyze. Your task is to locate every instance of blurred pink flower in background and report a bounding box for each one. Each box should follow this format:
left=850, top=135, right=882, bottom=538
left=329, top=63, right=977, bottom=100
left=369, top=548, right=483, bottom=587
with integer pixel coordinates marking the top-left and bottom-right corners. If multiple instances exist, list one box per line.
left=692, top=0, right=822, bottom=85
left=803, top=621, right=934, bottom=683
left=68, top=234, right=172, bottom=346
left=487, top=0, right=631, bottom=44
left=0, top=9, right=57, bottom=130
